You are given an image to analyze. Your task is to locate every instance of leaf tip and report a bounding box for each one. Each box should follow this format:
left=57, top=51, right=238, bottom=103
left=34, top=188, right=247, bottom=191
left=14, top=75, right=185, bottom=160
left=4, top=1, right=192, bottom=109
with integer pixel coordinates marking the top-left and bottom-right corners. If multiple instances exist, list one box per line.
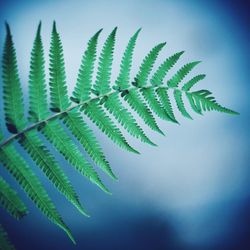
left=132, top=148, right=140, bottom=154
left=64, top=228, right=76, bottom=244
left=97, top=28, right=103, bottom=35
left=52, top=20, right=57, bottom=33
left=161, top=41, right=167, bottom=47
left=106, top=190, right=112, bottom=195
left=112, top=26, right=118, bottom=34
left=136, top=27, right=142, bottom=34
left=111, top=173, right=119, bottom=181
left=107, top=169, right=118, bottom=181
left=5, top=21, right=11, bottom=35
left=36, top=21, right=42, bottom=37
left=231, top=110, right=240, bottom=115
left=101, top=184, right=112, bottom=195
left=157, top=128, right=165, bottom=136
left=78, top=205, right=90, bottom=217
left=194, top=60, right=202, bottom=66
left=149, top=140, right=157, bottom=147
left=83, top=211, right=91, bottom=218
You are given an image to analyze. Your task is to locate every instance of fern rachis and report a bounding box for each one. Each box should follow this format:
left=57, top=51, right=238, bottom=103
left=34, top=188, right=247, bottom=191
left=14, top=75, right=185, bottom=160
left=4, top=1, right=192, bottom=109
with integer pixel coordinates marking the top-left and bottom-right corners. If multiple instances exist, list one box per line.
left=0, top=21, right=238, bottom=247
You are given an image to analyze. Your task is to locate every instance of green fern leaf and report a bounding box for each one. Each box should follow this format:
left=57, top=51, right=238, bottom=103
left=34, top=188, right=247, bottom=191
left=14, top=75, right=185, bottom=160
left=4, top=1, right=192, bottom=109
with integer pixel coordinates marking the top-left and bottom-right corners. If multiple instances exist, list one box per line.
left=188, top=90, right=239, bottom=115
left=0, top=224, right=15, bottom=250
left=0, top=25, right=239, bottom=246
left=156, top=87, right=179, bottom=123
left=135, top=43, right=170, bottom=121
left=103, top=93, right=156, bottom=146
left=4, top=23, right=88, bottom=218
left=182, top=74, right=206, bottom=91
left=48, top=24, right=114, bottom=186
left=123, top=89, right=164, bottom=135
left=42, top=120, right=109, bottom=201
left=151, top=51, right=184, bottom=86
left=72, top=29, right=102, bottom=102
left=134, top=42, right=166, bottom=87
left=0, top=144, right=75, bottom=243
left=167, top=61, right=201, bottom=88
left=29, top=21, right=50, bottom=122
left=2, top=23, right=26, bottom=133
left=174, top=89, right=192, bottom=119
left=29, top=23, right=110, bottom=194
left=0, top=176, right=28, bottom=219
left=141, top=88, right=171, bottom=121
left=93, top=27, right=117, bottom=95
left=49, top=21, right=71, bottom=112
left=83, top=100, right=139, bottom=154
left=62, top=110, right=116, bottom=184
left=18, top=130, right=87, bottom=217
left=115, top=29, right=141, bottom=91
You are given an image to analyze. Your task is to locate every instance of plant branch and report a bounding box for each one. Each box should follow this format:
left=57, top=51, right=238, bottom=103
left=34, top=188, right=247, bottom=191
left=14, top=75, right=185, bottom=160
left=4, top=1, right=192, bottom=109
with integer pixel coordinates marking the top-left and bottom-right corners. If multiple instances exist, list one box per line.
left=0, top=85, right=184, bottom=148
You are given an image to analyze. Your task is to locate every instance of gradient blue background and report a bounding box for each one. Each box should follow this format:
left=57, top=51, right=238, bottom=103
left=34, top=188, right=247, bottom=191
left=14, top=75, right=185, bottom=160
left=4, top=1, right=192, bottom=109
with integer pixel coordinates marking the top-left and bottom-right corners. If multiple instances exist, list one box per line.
left=0, top=0, right=249, bottom=249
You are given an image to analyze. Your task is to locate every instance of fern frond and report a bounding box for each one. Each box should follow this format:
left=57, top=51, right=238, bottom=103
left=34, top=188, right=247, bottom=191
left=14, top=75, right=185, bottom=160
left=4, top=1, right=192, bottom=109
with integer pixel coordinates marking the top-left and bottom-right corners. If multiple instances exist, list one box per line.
left=18, top=130, right=86, bottom=217
left=123, top=89, right=164, bottom=135
left=182, top=74, right=206, bottom=91
left=134, top=42, right=170, bottom=123
left=115, top=29, right=141, bottom=91
left=141, top=88, right=171, bottom=121
left=156, top=87, right=179, bottom=123
left=49, top=24, right=113, bottom=185
left=83, top=100, right=139, bottom=154
left=0, top=25, right=239, bottom=246
left=63, top=110, right=116, bottom=182
left=151, top=51, right=184, bottom=86
left=174, top=89, right=192, bottom=119
left=0, top=176, right=28, bottom=219
left=103, top=93, right=156, bottom=146
left=44, top=118, right=111, bottom=193
left=167, top=61, right=201, bottom=88
left=49, top=21, right=71, bottom=112
left=4, top=23, right=87, bottom=218
left=29, top=23, right=110, bottom=195
left=2, top=23, right=26, bottom=133
left=0, top=224, right=15, bottom=250
left=187, top=90, right=239, bottom=115
left=0, top=144, right=75, bottom=243
left=41, top=122, right=96, bottom=214
left=29, top=21, right=50, bottom=122
left=93, top=27, right=117, bottom=95
left=72, top=29, right=102, bottom=102
left=134, top=42, right=166, bottom=87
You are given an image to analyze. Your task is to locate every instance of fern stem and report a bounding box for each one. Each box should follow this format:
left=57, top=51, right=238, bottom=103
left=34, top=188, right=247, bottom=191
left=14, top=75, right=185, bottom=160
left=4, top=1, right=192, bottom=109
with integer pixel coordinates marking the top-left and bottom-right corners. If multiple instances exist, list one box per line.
left=0, top=84, right=234, bottom=149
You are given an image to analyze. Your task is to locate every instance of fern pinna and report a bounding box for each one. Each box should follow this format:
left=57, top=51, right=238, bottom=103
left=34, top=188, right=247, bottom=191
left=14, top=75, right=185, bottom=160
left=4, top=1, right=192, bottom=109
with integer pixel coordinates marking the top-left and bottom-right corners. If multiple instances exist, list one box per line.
left=0, top=21, right=238, bottom=246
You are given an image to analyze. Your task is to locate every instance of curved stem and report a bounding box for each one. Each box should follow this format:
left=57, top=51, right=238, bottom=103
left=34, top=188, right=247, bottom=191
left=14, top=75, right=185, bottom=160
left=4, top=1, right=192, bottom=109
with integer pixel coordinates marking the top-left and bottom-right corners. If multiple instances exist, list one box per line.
left=0, top=85, right=182, bottom=149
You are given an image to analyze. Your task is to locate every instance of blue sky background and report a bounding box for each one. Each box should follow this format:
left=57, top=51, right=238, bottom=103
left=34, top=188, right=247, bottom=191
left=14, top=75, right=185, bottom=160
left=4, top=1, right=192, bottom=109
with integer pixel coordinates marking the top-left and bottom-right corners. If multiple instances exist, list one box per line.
left=0, top=0, right=249, bottom=249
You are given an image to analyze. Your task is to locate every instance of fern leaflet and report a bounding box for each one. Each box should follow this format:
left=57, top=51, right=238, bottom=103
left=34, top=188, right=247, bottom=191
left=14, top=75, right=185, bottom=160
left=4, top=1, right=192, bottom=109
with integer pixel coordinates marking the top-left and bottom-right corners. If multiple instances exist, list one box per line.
left=0, top=176, right=28, bottom=219
left=103, top=93, right=156, bottom=146
left=114, top=29, right=141, bottom=91
left=49, top=21, right=71, bottom=112
left=93, top=27, right=117, bottom=95
left=134, top=42, right=166, bottom=87
left=72, top=29, right=102, bottom=102
left=0, top=143, right=75, bottom=243
left=151, top=51, right=184, bottom=86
